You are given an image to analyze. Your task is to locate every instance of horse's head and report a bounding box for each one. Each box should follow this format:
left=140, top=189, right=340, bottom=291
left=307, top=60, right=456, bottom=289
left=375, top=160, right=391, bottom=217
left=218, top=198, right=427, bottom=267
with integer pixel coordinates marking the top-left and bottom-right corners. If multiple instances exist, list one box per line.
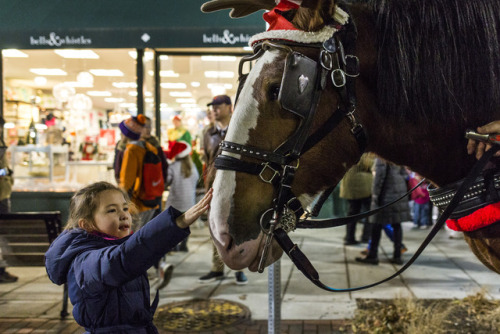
left=205, top=0, right=367, bottom=272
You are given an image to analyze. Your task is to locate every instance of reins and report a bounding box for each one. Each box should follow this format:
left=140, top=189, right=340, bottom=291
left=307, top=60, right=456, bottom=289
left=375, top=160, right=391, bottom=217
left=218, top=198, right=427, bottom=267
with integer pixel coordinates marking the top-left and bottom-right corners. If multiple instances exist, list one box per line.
left=296, top=178, right=426, bottom=229
left=275, top=146, right=500, bottom=292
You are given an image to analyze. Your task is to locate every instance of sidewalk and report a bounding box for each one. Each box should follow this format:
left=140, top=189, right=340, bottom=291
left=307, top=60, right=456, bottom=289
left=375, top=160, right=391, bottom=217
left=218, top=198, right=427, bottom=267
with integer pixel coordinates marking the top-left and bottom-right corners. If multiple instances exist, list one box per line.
left=1, top=222, right=499, bottom=333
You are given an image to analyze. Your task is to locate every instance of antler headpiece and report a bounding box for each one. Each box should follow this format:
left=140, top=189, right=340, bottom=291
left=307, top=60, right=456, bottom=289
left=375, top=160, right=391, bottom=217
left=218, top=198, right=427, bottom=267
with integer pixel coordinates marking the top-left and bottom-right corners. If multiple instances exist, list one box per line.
left=201, top=0, right=349, bottom=46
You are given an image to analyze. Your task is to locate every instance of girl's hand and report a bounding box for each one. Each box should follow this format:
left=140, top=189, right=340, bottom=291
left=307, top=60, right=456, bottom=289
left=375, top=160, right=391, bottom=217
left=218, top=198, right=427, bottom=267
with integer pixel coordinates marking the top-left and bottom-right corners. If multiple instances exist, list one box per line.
left=176, top=188, right=213, bottom=229
left=467, top=121, right=500, bottom=160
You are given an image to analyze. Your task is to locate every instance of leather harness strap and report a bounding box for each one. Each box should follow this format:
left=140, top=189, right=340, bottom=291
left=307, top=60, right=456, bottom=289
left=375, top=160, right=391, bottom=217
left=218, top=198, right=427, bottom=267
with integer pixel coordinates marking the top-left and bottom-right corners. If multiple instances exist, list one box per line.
left=273, top=146, right=500, bottom=292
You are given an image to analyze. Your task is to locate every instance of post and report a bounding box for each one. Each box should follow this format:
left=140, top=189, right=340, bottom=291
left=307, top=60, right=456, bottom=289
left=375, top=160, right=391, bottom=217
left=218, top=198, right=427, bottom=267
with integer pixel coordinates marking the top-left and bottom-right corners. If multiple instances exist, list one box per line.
left=136, top=49, right=145, bottom=115
left=268, top=259, right=281, bottom=334
left=0, top=50, right=3, bottom=120
left=153, top=50, right=161, bottom=142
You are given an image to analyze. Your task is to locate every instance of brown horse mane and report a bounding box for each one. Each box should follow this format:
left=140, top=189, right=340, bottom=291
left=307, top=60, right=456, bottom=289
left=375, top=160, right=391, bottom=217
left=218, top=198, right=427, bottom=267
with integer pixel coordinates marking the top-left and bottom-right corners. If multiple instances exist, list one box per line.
left=370, top=0, right=500, bottom=127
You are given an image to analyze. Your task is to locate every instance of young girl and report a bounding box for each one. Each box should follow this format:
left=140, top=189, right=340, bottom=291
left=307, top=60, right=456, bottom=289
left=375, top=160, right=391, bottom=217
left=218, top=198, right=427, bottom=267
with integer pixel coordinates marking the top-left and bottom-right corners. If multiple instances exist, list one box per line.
left=45, top=181, right=212, bottom=333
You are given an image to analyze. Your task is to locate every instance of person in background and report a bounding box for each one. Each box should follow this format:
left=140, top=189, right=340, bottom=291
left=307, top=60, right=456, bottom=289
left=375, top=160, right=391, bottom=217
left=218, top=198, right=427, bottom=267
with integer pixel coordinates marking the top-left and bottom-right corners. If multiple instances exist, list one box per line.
left=409, top=172, right=431, bottom=229
left=113, top=131, right=127, bottom=184
left=167, top=115, right=192, bottom=152
left=45, top=181, right=212, bottom=333
left=165, top=141, right=199, bottom=252
left=356, top=158, right=411, bottom=265
left=198, top=95, right=248, bottom=285
left=141, top=116, right=168, bottom=216
left=339, top=153, right=374, bottom=245
left=0, top=117, right=18, bottom=283
left=118, top=114, right=159, bottom=227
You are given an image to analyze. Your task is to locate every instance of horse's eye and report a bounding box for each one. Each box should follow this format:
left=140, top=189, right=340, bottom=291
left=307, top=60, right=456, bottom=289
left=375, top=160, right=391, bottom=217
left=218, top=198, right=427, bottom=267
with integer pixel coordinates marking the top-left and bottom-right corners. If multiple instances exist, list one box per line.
left=268, top=84, right=280, bottom=101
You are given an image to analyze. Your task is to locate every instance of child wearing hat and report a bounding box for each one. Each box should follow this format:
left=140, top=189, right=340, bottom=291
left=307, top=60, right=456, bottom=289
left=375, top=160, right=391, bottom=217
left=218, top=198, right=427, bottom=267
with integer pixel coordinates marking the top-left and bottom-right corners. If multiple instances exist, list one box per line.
left=165, top=140, right=199, bottom=252
left=117, top=114, right=160, bottom=228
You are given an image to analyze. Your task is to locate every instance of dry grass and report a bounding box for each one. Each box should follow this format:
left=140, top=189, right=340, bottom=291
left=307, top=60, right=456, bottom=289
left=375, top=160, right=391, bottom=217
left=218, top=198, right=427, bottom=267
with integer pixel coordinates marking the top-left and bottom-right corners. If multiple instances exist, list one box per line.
left=351, top=292, right=500, bottom=333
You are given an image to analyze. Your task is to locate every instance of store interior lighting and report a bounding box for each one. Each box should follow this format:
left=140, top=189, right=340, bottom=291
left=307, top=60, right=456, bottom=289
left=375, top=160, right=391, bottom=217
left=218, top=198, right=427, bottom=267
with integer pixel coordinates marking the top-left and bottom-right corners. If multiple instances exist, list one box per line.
left=2, top=49, right=28, bottom=58
left=86, top=91, right=112, bottom=97
left=157, top=70, right=180, bottom=78
left=112, top=82, right=137, bottom=89
left=4, top=48, right=248, bottom=112
left=30, top=68, right=67, bottom=76
left=89, top=69, right=124, bottom=77
left=201, top=55, right=237, bottom=62
left=161, top=82, right=187, bottom=89
left=54, top=50, right=99, bottom=59
left=169, top=92, right=192, bottom=97
left=204, top=71, right=234, bottom=78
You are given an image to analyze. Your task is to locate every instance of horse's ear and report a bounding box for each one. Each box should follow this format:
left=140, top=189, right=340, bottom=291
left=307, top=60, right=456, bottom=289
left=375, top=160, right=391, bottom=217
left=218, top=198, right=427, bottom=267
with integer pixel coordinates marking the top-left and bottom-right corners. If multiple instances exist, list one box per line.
left=201, top=0, right=277, bottom=18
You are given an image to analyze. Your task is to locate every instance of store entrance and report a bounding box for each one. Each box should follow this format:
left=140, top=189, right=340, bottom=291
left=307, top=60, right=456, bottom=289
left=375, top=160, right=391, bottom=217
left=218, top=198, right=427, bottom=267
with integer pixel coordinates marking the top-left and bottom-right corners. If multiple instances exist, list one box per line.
left=1, top=48, right=249, bottom=190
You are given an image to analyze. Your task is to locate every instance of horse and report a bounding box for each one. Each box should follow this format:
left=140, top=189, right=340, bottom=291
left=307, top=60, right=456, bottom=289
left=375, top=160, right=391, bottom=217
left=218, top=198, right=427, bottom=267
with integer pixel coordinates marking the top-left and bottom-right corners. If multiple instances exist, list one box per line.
left=201, top=0, right=500, bottom=279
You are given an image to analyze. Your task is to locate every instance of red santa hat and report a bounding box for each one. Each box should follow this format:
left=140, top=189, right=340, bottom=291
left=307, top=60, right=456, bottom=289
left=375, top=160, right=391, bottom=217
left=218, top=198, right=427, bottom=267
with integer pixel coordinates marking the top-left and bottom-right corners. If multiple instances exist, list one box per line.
left=166, top=140, right=191, bottom=160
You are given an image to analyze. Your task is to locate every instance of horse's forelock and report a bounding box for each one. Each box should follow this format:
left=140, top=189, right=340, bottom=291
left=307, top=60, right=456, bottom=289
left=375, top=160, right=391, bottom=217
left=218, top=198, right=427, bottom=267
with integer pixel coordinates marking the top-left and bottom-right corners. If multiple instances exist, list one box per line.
left=373, top=0, right=500, bottom=125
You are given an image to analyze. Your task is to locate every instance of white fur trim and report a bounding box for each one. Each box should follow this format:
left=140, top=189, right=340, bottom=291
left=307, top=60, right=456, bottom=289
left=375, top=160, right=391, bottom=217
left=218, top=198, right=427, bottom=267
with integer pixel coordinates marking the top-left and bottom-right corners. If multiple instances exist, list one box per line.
left=249, top=5, right=349, bottom=47
left=248, top=6, right=349, bottom=46
left=249, top=25, right=337, bottom=46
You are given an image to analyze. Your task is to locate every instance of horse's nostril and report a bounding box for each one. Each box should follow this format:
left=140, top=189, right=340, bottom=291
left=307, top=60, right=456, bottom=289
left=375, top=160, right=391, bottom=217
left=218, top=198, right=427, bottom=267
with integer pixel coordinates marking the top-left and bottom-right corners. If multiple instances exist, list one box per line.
left=227, top=238, right=234, bottom=251
left=239, top=249, right=244, bottom=254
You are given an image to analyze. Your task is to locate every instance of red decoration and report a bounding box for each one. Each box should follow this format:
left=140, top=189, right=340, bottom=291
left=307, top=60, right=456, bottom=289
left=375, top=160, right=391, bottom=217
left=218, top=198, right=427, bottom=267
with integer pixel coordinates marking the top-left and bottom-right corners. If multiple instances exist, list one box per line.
left=446, top=202, right=500, bottom=232
left=263, top=0, right=301, bottom=32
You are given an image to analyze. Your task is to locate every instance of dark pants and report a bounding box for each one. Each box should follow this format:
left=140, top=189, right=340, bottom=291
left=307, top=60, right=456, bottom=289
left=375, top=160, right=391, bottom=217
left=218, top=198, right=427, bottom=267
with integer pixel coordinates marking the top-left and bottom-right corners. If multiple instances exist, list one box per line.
left=345, top=197, right=372, bottom=242
left=0, top=198, right=10, bottom=271
left=367, top=223, right=402, bottom=259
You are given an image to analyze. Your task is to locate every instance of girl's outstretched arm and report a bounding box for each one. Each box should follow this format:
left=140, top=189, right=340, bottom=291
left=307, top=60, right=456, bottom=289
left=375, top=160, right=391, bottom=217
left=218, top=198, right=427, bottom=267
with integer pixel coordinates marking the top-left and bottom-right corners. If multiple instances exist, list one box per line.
left=176, top=188, right=213, bottom=229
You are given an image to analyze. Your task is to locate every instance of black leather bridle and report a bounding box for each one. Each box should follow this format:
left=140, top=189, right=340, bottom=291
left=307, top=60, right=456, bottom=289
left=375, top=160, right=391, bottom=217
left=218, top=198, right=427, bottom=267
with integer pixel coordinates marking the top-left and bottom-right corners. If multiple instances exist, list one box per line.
left=214, top=16, right=367, bottom=268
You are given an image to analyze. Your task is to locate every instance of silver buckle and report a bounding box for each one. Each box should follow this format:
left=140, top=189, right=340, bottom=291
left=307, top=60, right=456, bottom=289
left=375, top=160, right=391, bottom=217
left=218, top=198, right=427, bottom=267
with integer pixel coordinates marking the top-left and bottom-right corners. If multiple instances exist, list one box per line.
left=259, top=163, right=279, bottom=184
left=331, top=68, right=346, bottom=87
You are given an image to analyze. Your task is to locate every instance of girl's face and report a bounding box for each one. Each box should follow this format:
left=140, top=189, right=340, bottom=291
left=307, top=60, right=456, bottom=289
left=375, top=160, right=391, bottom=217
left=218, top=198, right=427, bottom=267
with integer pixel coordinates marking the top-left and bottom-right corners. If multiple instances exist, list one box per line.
left=93, top=189, right=132, bottom=238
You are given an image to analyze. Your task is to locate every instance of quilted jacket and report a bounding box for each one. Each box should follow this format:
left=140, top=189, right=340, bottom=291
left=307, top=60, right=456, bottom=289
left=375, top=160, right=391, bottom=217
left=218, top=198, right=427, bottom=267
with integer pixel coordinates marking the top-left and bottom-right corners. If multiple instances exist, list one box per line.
left=45, top=207, right=189, bottom=333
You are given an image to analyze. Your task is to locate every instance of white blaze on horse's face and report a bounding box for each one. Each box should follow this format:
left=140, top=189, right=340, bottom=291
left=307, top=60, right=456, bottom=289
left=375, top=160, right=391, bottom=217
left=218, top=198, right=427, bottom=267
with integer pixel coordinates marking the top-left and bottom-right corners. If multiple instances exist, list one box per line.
left=210, top=50, right=279, bottom=260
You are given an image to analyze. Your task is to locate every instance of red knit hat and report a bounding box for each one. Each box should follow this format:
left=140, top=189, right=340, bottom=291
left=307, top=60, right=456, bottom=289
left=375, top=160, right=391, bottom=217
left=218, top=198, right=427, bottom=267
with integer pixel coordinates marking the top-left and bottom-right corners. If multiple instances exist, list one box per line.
left=119, top=114, right=146, bottom=140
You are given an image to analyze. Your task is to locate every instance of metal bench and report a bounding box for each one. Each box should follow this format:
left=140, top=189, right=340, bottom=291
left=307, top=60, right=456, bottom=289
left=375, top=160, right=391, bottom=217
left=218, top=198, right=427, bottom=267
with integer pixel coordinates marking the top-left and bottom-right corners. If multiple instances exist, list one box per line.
left=0, top=211, right=69, bottom=319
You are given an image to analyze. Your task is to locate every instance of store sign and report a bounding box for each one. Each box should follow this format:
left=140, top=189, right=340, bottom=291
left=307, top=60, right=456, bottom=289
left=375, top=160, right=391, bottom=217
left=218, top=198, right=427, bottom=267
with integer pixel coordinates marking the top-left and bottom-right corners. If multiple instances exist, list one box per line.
left=202, top=29, right=252, bottom=45
left=29, top=32, right=92, bottom=47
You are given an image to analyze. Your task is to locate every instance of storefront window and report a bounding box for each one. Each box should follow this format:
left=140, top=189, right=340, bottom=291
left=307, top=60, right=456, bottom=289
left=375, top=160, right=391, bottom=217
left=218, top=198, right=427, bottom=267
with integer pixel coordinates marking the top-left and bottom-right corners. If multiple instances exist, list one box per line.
left=2, top=48, right=247, bottom=190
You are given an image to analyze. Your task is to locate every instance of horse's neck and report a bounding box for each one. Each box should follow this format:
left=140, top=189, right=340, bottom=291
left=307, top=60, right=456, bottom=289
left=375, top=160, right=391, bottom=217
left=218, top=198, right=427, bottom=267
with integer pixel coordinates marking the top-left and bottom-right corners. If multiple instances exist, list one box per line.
left=350, top=3, right=479, bottom=187
left=363, top=116, right=475, bottom=187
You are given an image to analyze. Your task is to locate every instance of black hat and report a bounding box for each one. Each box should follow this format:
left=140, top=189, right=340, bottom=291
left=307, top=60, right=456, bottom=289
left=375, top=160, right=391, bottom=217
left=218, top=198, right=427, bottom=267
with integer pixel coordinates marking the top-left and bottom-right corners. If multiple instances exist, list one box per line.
left=207, top=95, right=232, bottom=106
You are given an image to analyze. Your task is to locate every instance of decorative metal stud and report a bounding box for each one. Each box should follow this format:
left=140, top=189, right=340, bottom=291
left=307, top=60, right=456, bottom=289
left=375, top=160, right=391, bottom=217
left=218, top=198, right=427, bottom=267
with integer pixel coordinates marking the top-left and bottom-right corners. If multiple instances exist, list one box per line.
left=298, top=74, right=309, bottom=94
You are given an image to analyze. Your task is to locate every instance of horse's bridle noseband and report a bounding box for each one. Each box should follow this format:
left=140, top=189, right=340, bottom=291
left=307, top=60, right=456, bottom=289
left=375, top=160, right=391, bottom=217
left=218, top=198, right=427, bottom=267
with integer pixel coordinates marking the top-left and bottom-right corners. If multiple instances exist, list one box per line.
left=215, top=18, right=366, bottom=274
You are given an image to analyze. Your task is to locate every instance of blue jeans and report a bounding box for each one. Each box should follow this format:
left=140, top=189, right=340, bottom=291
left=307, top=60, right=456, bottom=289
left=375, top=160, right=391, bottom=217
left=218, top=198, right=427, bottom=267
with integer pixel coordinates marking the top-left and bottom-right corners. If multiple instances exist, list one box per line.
left=413, top=202, right=430, bottom=226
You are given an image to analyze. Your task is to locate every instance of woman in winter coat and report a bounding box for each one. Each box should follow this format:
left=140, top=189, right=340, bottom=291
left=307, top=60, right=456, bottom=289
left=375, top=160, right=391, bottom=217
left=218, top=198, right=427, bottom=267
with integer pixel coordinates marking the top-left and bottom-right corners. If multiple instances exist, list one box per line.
left=45, top=181, right=212, bottom=333
left=356, top=158, right=411, bottom=265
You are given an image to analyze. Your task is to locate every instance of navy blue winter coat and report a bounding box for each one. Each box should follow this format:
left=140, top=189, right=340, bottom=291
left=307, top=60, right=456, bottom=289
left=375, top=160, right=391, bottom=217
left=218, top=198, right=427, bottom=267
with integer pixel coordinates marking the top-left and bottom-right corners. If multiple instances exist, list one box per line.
left=45, top=207, right=189, bottom=333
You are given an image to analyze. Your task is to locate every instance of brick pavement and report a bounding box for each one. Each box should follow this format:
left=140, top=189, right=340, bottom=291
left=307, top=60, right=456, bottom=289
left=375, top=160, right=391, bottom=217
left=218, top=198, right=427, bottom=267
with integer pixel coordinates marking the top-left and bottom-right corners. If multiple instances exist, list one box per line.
left=0, top=318, right=352, bottom=334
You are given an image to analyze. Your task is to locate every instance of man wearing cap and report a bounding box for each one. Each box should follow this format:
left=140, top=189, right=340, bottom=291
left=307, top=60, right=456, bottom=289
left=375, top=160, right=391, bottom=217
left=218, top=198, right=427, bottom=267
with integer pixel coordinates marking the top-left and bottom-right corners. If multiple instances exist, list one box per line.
left=198, top=95, right=248, bottom=285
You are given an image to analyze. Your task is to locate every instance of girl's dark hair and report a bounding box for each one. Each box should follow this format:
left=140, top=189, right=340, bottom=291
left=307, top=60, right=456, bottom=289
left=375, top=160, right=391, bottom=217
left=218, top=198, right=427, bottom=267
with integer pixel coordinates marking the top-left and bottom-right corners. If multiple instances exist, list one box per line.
left=65, top=182, right=131, bottom=231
